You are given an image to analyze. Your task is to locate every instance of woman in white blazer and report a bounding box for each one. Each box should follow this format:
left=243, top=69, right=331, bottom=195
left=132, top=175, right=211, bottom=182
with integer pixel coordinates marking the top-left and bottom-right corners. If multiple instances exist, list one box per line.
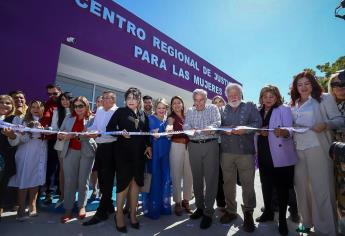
left=57, top=96, right=96, bottom=223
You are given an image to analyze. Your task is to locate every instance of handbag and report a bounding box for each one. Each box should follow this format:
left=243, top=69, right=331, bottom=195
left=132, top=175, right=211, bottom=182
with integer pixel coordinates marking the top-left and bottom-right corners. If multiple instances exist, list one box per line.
left=140, top=165, right=152, bottom=193
left=54, top=139, right=65, bottom=151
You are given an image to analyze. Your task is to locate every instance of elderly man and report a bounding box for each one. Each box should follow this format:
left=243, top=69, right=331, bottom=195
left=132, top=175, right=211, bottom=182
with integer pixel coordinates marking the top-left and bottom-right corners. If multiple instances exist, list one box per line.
left=219, top=83, right=261, bottom=233
left=83, top=91, right=118, bottom=226
left=183, top=89, right=221, bottom=229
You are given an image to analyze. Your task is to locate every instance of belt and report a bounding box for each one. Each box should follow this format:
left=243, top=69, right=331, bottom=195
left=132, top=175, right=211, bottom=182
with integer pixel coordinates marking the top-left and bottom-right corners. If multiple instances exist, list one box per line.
left=190, top=138, right=217, bottom=144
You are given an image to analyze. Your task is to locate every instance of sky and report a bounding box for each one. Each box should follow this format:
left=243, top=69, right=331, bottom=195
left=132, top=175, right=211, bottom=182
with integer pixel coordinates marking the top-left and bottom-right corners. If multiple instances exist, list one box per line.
left=116, top=0, right=345, bottom=103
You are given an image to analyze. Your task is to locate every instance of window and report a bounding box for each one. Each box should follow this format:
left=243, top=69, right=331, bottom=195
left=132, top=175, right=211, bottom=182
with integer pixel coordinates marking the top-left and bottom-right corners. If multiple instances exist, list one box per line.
left=56, top=75, right=124, bottom=110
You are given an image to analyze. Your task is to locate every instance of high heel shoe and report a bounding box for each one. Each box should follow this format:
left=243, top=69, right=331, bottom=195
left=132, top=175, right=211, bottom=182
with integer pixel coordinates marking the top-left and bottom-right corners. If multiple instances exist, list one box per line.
left=130, top=215, right=140, bottom=230
left=78, top=208, right=86, bottom=219
left=61, top=214, right=73, bottom=224
left=114, top=215, right=127, bottom=233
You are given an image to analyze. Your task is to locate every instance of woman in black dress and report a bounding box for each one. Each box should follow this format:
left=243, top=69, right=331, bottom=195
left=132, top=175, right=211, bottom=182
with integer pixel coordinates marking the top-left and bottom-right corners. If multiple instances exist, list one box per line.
left=106, top=88, right=152, bottom=233
left=0, top=95, right=17, bottom=220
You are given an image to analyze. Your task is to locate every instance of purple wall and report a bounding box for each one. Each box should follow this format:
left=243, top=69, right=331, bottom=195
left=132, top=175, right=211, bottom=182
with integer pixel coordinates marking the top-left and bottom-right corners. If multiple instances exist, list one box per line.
left=0, top=0, right=238, bottom=100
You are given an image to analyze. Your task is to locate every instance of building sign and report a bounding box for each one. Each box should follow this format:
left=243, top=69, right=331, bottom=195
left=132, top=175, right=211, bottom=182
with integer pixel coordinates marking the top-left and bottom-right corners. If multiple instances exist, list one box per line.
left=74, top=0, right=237, bottom=97
left=0, top=0, right=238, bottom=100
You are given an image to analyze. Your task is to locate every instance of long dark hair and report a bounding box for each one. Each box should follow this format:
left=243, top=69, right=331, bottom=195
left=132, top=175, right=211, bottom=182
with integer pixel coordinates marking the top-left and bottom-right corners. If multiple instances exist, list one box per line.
left=169, top=96, right=185, bottom=118
left=290, top=71, right=323, bottom=106
left=57, top=92, right=72, bottom=128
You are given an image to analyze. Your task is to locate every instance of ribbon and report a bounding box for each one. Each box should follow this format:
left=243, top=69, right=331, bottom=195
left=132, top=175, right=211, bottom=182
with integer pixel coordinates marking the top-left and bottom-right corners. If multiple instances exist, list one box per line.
left=0, top=120, right=309, bottom=136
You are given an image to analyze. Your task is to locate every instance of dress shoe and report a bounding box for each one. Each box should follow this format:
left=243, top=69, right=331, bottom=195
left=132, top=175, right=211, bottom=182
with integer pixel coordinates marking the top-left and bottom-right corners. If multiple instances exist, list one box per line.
left=189, top=208, right=203, bottom=220
left=242, top=210, right=256, bottom=232
left=182, top=200, right=193, bottom=214
left=220, top=212, right=237, bottom=224
left=114, top=215, right=127, bottom=233
left=174, top=203, right=183, bottom=216
left=278, top=220, right=288, bottom=236
left=82, top=215, right=105, bottom=226
left=255, top=211, right=274, bottom=222
left=200, top=215, right=212, bottom=229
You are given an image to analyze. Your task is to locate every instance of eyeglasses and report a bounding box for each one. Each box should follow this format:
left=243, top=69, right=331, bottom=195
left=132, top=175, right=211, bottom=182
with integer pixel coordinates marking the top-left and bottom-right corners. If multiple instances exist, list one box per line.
left=74, top=104, right=85, bottom=109
left=48, top=92, right=59, bottom=96
left=331, top=82, right=345, bottom=88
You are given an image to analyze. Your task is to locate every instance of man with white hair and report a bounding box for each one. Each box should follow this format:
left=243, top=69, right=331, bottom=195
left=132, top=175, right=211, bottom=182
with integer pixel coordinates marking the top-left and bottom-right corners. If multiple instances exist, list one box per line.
left=83, top=91, right=118, bottom=226
left=183, top=89, right=221, bottom=229
left=219, top=83, right=261, bottom=233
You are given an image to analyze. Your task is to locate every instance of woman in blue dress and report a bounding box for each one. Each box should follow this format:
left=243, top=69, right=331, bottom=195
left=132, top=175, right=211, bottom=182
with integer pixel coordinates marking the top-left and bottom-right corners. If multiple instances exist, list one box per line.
left=142, top=98, right=172, bottom=219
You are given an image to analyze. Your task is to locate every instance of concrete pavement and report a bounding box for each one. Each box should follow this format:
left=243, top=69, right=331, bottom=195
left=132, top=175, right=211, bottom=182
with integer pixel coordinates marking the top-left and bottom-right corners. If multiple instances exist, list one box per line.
left=1, top=171, right=302, bottom=236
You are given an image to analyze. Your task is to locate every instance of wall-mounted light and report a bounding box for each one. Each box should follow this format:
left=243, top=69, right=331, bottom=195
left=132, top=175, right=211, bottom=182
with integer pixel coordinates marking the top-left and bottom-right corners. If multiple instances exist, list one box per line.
left=66, top=37, right=77, bottom=44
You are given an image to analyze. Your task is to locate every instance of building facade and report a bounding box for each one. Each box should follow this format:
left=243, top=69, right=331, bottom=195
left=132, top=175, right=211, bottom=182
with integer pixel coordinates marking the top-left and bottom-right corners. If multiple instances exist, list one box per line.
left=1, top=0, right=239, bottom=108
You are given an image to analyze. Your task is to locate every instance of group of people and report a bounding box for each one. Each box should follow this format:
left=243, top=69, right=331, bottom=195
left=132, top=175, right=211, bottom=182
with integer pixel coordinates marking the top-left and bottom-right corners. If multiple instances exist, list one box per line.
left=0, top=70, right=345, bottom=236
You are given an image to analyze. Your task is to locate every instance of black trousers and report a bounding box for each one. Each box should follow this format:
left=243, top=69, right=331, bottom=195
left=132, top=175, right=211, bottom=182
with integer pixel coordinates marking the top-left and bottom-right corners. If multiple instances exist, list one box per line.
left=259, top=165, right=294, bottom=221
left=45, top=139, right=59, bottom=195
left=95, top=142, right=116, bottom=219
left=216, top=164, right=226, bottom=208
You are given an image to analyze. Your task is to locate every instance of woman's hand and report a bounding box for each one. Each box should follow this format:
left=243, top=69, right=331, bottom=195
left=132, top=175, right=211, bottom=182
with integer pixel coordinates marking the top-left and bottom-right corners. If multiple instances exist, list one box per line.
left=273, top=128, right=289, bottom=138
left=122, top=129, right=130, bottom=139
left=152, top=128, right=160, bottom=140
left=232, top=128, right=246, bottom=135
left=144, top=146, right=152, bottom=159
left=57, top=132, right=73, bottom=140
left=312, top=123, right=327, bottom=133
left=86, top=132, right=99, bottom=139
left=2, top=127, right=16, bottom=139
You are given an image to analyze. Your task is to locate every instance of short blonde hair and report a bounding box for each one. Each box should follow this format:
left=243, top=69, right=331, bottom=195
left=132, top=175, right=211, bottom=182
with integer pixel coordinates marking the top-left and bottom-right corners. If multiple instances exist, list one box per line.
left=154, top=98, right=169, bottom=112
left=328, top=73, right=340, bottom=97
left=0, top=95, right=15, bottom=117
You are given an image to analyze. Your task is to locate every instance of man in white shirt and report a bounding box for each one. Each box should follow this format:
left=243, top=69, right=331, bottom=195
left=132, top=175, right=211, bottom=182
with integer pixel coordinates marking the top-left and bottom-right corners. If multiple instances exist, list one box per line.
left=83, top=91, right=118, bottom=226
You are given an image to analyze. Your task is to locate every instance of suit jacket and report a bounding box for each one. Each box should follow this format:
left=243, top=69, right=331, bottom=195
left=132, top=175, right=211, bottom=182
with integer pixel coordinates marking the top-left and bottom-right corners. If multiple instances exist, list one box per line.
left=59, top=114, right=97, bottom=159
left=266, top=105, right=298, bottom=167
left=311, top=93, right=343, bottom=156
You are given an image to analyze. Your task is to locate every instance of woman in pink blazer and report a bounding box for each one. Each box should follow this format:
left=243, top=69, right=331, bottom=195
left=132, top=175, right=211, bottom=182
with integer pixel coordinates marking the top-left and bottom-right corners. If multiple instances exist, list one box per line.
left=256, top=85, right=298, bottom=236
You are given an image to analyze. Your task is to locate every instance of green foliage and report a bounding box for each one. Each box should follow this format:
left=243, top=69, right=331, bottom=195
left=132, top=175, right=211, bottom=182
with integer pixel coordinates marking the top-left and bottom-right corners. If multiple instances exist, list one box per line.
left=313, top=56, right=345, bottom=92
left=316, top=56, right=345, bottom=78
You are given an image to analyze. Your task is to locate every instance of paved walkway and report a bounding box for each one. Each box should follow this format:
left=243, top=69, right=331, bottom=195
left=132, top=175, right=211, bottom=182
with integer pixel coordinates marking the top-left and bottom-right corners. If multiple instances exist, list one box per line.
left=1, top=171, right=302, bottom=236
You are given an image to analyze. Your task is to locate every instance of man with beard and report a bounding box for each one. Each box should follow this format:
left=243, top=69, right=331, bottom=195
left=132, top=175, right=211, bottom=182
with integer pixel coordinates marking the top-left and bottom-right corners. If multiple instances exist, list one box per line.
left=219, top=83, right=261, bottom=233
left=143, top=95, right=153, bottom=116
left=40, top=84, right=61, bottom=204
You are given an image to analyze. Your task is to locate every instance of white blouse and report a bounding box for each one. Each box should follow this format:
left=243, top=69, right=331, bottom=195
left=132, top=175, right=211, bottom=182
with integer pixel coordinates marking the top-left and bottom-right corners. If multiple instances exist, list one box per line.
left=291, top=97, right=320, bottom=150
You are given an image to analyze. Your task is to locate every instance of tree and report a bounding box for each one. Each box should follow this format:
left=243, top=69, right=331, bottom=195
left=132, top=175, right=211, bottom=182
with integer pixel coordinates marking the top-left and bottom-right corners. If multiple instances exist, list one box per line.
left=316, top=56, right=345, bottom=78
left=314, top=56, right=345, bottom=92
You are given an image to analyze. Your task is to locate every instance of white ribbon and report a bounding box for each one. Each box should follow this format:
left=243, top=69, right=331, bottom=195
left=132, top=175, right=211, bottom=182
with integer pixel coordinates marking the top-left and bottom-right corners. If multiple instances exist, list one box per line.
left=0, top=120, right=309, bottom=136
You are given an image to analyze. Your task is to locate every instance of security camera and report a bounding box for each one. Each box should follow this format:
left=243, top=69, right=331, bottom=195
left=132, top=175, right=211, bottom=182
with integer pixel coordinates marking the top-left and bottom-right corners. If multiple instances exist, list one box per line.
left=66, top=37, right=77, bottom=44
